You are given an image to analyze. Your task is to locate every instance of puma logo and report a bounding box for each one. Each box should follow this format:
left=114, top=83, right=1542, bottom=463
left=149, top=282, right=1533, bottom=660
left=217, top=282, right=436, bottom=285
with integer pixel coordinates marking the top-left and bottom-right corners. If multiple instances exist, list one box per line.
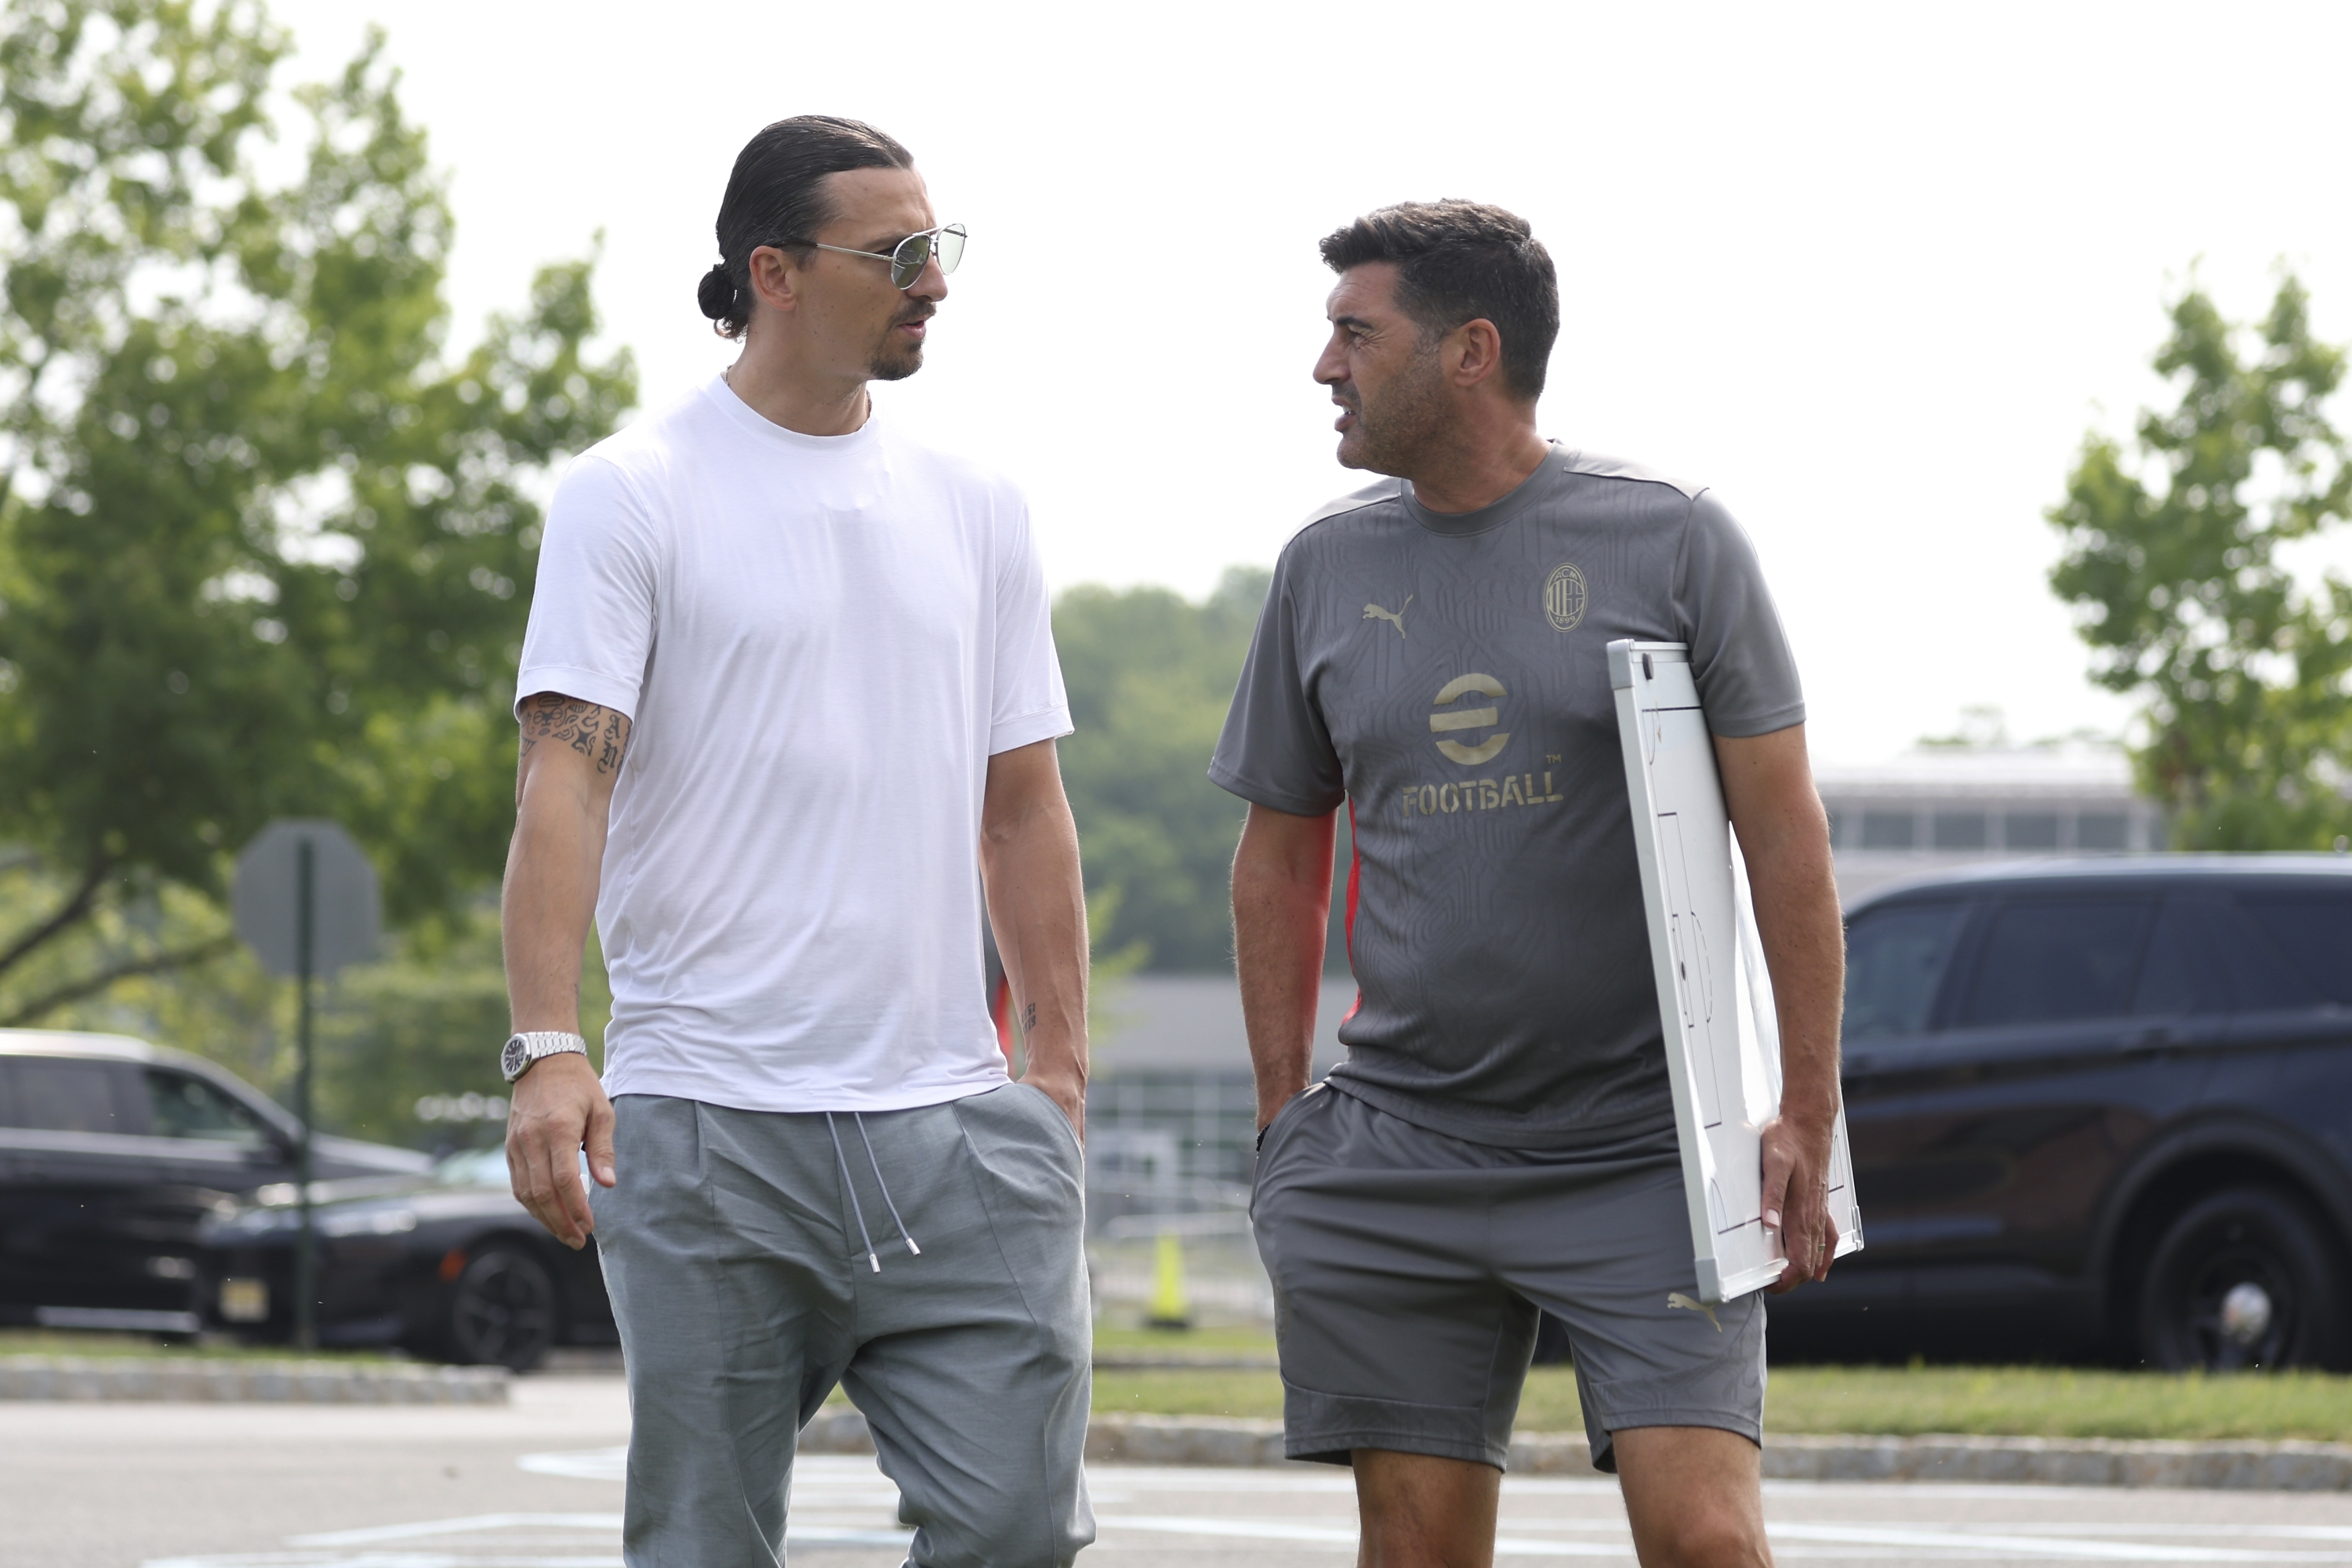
left=1363, top=596, right=1413, bottom=637
left=1667, top=1291, right=1722, bottom=1332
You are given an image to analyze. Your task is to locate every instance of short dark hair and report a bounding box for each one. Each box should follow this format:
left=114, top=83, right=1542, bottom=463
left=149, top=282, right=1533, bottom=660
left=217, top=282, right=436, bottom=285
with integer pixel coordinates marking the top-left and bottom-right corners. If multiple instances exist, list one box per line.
left=1319, top=201, right=1559, bottom=400
left=697, top=115, right=916, bottom=339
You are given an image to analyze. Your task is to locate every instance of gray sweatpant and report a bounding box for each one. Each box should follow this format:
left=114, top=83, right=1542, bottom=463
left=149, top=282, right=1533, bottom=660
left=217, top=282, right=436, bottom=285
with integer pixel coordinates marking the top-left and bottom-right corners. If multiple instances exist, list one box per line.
left=590, top=1083, right=1094, bottom=1567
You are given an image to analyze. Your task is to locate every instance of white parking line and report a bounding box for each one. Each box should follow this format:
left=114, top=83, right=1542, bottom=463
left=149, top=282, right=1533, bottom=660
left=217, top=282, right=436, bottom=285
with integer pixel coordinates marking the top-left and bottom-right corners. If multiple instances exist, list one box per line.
left=290, top=1515, right=623, bottom=1547
left=515, top=1449, right=629, bottom=1483
left=143, top=1507, right=912, bottom=1568
left=142, top=1449, right=2352, bottom=1568
left=1096, top=1523, right=1628, bottom=1561
left=1099, top=1513, right=2352, bottom=1563
left=151, top=1561, right=597, bottom=1567
left=1762, top=1523, right=2352, bottom=1563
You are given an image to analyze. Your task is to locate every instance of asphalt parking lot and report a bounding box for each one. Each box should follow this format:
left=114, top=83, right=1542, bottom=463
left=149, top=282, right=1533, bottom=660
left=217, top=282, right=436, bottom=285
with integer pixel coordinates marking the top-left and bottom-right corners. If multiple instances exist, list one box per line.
left=13, top=1376, right=2352, bottom=1567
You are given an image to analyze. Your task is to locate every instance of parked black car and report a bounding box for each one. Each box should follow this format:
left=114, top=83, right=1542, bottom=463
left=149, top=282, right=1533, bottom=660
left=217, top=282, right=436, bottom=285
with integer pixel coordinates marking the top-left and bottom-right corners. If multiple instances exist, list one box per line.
left=1767, top=855, right=2352, bottom=1370
left=0, top=1030, right=428, bottom=1335
left=202, top=1146, right=616, bottom=1369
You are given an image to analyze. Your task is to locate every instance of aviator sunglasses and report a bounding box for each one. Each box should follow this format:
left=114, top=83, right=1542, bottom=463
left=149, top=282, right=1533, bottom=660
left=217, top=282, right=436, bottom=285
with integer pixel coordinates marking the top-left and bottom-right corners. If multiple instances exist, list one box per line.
left=808, top=223, right=968, bottom=289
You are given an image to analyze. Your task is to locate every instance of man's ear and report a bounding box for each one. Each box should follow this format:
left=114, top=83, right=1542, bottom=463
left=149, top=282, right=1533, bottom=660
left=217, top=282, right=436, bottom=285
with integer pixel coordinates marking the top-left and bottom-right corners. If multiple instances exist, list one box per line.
left=1446, top=318, right=1507, bottom=390
left=746, top=245, right=806, bottom=317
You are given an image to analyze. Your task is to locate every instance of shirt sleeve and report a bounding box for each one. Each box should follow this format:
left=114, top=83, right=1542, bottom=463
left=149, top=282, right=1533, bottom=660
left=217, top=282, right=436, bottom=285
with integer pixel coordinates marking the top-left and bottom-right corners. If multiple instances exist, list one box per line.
left=1673, top=489, right=1807, bottom=739
left=988, top=496, right=1073, bottom=755
left=515, top=454, right=661, bottom=721
left=1208, top=546, right=1346, bottom=815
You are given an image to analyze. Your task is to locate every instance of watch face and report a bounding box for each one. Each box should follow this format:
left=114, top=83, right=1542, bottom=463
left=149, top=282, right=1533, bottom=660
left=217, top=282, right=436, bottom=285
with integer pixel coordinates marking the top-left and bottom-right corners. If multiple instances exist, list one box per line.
left=501, top=1036, right=528, bottom=1080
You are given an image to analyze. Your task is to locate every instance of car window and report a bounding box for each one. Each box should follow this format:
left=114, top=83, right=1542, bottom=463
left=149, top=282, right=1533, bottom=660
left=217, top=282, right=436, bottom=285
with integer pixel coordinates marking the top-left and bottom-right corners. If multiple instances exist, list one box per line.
left=2202, top=898, right=2320, bottom=1011
left=5, top=1058, right=128, bottom=1134
left=1843, top=902, right=1968, bottom=1040
left=435, top=1148, right=511, bottom=1187
left=2132, top=900, right=2231, bottom=1015
left=145, top=1069, right=271, bottom=1145
left=2238, top=893, right=2352, bottom=1006
left=1958, top=898, right=2154, bottom=1027
left=434, top=1146, right=576, bottom=1189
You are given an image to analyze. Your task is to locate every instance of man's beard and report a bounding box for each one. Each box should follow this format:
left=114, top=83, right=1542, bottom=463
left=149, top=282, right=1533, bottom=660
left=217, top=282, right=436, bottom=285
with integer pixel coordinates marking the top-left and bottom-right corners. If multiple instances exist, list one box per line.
left=867, top=305, right=935, bottom=382
left=1336, top=350, right=1446, bottom=475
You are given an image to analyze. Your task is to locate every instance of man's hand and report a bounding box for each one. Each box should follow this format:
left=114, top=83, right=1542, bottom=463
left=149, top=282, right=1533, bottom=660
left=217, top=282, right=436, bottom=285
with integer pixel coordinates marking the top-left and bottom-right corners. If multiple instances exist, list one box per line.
left=504, top=1053, right=615, bottom=1249
left=502, top=689, right=631, bottom=1250
left=1024, top=1060, right=1087, bottom=1145
left=1759, top=1110, right=1838, bottom=1292
left=1232, top=802, right=1335, bottom=1133
left=980, top=739, right=1091, bottom=1149
left=1715, top=724, right=1846, bottom=1296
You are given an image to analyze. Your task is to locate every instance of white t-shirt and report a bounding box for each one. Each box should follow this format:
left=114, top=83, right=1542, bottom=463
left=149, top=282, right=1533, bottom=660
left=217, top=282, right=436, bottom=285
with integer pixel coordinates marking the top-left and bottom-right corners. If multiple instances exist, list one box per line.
left=515, top=374, right=1071, bottom=1112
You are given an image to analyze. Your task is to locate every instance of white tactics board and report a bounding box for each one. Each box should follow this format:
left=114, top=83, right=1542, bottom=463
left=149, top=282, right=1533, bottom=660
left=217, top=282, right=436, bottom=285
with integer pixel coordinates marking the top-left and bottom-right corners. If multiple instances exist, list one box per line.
left=1608, top=640, right=1863, bottom=1303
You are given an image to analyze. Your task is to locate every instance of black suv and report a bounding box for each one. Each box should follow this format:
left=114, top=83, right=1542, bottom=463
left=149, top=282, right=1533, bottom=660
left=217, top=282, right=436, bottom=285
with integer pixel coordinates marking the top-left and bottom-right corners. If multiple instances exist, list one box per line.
left=0, top=1031, right=428, bottom=1334
left=1769, top=856, right=2352, bottom=1370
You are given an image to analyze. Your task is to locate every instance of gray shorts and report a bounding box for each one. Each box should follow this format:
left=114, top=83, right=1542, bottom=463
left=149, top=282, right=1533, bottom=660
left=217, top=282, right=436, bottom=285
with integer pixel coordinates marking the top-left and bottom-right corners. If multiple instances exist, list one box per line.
left=1250, top=1083, right=1764, bottom=1474
left=590, top=1083, right=1093, bottom=1568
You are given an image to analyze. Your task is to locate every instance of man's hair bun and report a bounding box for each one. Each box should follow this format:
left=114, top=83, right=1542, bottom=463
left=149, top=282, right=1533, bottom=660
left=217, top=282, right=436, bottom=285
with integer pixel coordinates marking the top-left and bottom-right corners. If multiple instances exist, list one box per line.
left=703, top=116, right=913, bottom=343
left=697, top=263, right=737, bottom=324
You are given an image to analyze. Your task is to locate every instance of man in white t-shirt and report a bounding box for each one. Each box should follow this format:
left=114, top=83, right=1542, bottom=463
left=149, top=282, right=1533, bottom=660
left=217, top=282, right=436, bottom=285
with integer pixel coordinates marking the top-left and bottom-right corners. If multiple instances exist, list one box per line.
left=499, top=116, right=1093, bottom=1568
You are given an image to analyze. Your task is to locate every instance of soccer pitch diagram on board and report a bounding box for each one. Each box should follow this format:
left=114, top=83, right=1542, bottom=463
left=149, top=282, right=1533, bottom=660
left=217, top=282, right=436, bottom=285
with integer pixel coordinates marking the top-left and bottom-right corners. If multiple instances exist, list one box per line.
left=1609, top=640, right=1863, bottom=1304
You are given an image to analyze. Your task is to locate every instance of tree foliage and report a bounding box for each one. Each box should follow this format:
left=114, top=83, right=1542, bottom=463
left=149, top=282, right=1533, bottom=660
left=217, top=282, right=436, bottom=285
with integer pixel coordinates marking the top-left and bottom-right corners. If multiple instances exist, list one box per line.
left=2049, top=275, right=2352, bottom=848
left=0, top=0, right=634, bottom=1014
left=1054, top=568, right=1348, bottom=972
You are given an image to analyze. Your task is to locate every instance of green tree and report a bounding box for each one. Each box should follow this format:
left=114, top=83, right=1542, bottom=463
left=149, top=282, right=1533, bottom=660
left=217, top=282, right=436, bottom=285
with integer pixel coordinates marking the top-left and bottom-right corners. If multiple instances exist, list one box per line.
left=2049, top=274, right=2352, bottom=848
left=1054, top=567, right=1349, bottom=972
left=0, top=0, right=635, bottom=1022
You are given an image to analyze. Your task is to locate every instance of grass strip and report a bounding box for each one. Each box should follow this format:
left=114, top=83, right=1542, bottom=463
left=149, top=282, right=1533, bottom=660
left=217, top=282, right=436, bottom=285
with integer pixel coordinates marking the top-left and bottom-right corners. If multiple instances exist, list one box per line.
left=1088, top=1363, right=2352, bottom=1443
left=1763, top=1365, right=2352, bottom=1443
left=1092, top=1326, right=1281, bottom=1355
left=0, top=1330, right=394, bottom=1364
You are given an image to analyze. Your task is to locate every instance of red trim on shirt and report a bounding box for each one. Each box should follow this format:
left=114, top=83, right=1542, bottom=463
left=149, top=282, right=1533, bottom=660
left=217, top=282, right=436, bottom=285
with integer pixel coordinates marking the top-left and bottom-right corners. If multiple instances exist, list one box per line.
left=989, top=973, right=1015, bottom=1062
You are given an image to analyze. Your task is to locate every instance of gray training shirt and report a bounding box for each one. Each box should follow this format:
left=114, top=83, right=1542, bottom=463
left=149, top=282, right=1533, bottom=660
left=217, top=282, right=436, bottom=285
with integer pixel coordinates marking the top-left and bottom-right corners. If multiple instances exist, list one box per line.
left=1210, top=445, right=1805, bottom=1149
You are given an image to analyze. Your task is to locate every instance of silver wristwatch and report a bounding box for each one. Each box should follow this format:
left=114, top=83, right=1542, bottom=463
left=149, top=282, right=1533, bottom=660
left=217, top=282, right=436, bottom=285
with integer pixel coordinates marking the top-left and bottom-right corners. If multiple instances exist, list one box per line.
left=500, top=1030, right=588, bottom=1083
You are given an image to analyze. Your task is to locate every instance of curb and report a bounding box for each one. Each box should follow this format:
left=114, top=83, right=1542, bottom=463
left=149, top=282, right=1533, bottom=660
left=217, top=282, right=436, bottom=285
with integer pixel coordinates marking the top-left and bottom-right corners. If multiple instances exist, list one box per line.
left=0, top=1356, right=510, bottom=1404
left=801, top=1411, right=2352, bottom=1491
left=1758, top=1432, right=2352, bottom=1492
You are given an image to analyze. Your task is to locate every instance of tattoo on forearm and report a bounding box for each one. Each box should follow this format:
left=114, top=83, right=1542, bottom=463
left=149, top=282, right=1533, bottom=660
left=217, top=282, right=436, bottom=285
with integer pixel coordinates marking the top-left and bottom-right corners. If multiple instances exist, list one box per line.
left=518, top=692, right=632, bottom=776
left=1022, top=1002, right=1037, bottom=1035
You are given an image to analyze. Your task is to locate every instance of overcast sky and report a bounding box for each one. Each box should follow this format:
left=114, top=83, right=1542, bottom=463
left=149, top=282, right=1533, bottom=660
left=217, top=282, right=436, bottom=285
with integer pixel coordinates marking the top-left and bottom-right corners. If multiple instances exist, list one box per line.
left=269, top=0, right=2352, bottom=764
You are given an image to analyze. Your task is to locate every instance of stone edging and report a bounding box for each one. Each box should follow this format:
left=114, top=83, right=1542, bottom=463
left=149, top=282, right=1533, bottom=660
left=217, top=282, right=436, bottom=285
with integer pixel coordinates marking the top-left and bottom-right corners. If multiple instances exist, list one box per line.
left=0, top=1356, right=510, bottom=1404
left=1756, top=1432, right=2352, bottom=1492
left=800, top=1410, right=2352, bottom=1492
left=13, top=1370, right=2344, bottom=1489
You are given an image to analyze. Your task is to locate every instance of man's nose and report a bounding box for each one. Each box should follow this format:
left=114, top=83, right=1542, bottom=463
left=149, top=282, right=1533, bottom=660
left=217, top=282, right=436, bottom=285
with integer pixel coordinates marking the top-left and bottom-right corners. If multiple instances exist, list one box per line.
left=908, top=255, right=949, bottom=303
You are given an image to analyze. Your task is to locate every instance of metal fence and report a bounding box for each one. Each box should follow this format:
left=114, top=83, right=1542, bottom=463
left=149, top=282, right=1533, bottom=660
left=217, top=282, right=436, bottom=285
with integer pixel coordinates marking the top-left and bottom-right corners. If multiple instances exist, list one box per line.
left=1083, top=1071, right=1271, bottom=1325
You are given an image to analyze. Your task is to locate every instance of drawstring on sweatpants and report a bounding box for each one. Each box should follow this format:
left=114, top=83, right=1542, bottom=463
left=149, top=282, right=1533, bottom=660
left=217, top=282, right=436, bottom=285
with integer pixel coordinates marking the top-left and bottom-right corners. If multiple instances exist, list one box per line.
left=824, top=1111, right=920, bottom=1273
left=853, top=1112, right=921, bottom=1259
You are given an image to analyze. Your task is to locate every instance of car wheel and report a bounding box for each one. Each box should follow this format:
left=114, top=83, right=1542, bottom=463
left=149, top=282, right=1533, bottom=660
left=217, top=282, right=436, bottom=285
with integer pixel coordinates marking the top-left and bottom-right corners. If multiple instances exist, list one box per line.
left=2135, top=1187, right=2347, bottom=1371
left=444, top=1246, right=558, bottom=1371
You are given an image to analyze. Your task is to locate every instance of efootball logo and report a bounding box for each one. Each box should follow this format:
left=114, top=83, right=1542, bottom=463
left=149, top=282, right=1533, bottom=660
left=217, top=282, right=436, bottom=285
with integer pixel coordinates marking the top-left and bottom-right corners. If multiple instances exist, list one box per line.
left=1430, top=673, right=1508, bottom=765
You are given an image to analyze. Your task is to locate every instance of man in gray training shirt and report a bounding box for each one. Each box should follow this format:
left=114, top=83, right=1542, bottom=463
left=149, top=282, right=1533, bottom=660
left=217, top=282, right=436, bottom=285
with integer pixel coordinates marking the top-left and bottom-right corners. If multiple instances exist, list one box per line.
left=1217, top=201, right=1845, bottom=1567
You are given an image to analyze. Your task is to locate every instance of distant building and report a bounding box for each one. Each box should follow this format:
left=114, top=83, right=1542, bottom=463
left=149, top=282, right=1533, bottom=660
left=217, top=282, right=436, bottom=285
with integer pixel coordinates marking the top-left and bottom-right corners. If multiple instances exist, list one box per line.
left=1085, top=974, right=1352, bottom=1194
left=1815, top=741, right=2163, bottom=908
left=1081, top=975, right=1354, bottom=1324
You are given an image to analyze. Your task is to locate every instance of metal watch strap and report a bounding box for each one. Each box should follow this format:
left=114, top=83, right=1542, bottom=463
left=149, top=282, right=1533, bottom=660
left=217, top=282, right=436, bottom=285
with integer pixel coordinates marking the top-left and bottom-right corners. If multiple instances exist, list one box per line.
left=502, top=1030, right=587, bottom=1083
